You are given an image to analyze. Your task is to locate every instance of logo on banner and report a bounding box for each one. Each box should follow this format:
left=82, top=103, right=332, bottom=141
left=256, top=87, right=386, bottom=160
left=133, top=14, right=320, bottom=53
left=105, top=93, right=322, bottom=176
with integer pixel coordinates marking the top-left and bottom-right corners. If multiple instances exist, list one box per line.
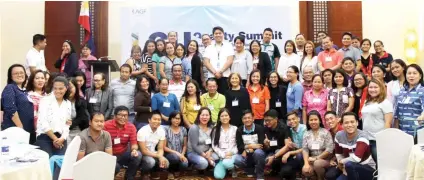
left=132, top=8, right=147, bottom=15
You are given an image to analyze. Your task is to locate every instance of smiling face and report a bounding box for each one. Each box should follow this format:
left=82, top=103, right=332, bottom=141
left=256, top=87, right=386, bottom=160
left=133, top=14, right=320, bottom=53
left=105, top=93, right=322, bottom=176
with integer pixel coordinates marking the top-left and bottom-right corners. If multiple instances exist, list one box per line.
left=11, top=66, right=26, bottom=85
left=251, top=72, right=261, bottom=85
left=342, top=115, right=358, bottom=134
left=168, top=32, right=177, bottom=43
left=53, top=81, right=67, bottom=100
left=33, top=72, right=46, bottom=90
left=325, top=113, right=338, bottom=129
left=93, top=74, right=105, bottom=90
left=353, top=74, right=366, bottom=88
left=62, top=42, right=71, bottom=54
left=115, top=110, right=129, bottom=126
left=287, top=114, right=299, bottom=128
left=285, top=42, right=294, bottom=54
left=75, top=76, right=85, bottom=90
left=406, top=66, right=422, bottom=87
left=202, top=35, right=211, bottom=47
left=286, top=67, right=298, bottom=81
left=334, top=72, right=345, bottom=86
left=295, top=35, right=305, bottom=46
left=140, top=78, right=149, bottom=91
left=165, top=43, right=175, bottom=56
left=188, top=41, right=197, bottom=54
left=186, top=82, right=197, bottom=95
left=159, top=79, right=169, bottom=92
left=312, top=76, right=323, bottom=91
left=374, top=41, right=384, bottom=53
left=157, top=41, right=165, bottom=52
left=322, top=37, right=333, bottom=50
left=68, top=82, right=76, bottom=100
left=368, top=81, right=381, bottom=98
left=305, top=43, right=314, bottom=55
left=308, top=114, right=321, bottom=130
left=361, top=40, right=371, bottom=52
left=213, top=29, right=224, bottom=43
left=269, top=72, right=279, bottom=86
left=372, top=67, right=385, bottom=81
left=391, top=61, right=404, bottom=78
left=219, top=111, right=230, bottom=125
left=147, top=42, right=155, bottom=54
left=230, top=74, right=241, bottom=88
left=263, top=30, right=272, bottom=43
left=342, top=35, right=352, bottom=47
left=235, top=39, right=244, bottom=52
left=342, top=60, right=355, bottom=73
left=303, top=66, right=314, bottom=81
left=251, top=42, right=260, bottom=54
left=170, top=113, right=181, bottom=127
left=242, top=113, right=254, bottom=127
left=199, top=109, right=211, bottom=125
left=207, top=80, right=217, bottom=94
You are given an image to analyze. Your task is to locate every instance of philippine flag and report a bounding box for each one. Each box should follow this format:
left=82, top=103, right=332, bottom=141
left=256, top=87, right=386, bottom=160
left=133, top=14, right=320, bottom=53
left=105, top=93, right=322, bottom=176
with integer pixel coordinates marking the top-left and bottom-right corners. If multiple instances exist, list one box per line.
left=78, top=1, right=91, bottom=44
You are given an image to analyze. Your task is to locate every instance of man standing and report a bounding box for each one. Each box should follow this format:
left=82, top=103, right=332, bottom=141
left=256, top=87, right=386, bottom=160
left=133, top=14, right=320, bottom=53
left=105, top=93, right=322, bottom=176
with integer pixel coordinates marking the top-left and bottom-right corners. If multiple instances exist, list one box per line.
left=110, top=64, right=136, bottom=123
left=203, top=26, right=234, bottom=94
left=26, top=34, right=47, bottom=75
left=168, top=64, right=186, bottom=102
left=261, top=28, right=281, bottom=71
left=201, top=79, right=226, bottom=123
left=317, top=36, right=344, bottom=71
left=338, top=32, right=361, bottom=62
left=77, top=113, right=112, bottom=160
left=295, top=34, right=306, bottom=57
left=200, top=34, right=212, bottom=89
left=315, top=31, right=338, bottom=55
left=137, top=110, right=169, bottom=179
left=104, top=106, right=142, bottom=180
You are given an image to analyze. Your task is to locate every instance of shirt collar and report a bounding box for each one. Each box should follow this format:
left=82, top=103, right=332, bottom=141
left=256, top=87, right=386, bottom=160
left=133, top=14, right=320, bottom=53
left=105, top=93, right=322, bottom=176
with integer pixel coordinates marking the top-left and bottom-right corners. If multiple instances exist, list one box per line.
left=404, top=84, right=422, bottom=92
left=87, top=129, right=104, bottom=139
left=332, top=87, right=346, bottom=92
left=342, top=45, right=353, bottom=51
left=325, top=48, right=337, bottom=53
left=206, top=93, right=220, bottom=100
left=379, top=51, right=389, bottom=59
left=170, top=79, right=184, bottom=85
left=243, top=124, right=256, bottom=133
left=112, top=119, right=128, bottom=130
left=292, top=124, right=306, bottom=133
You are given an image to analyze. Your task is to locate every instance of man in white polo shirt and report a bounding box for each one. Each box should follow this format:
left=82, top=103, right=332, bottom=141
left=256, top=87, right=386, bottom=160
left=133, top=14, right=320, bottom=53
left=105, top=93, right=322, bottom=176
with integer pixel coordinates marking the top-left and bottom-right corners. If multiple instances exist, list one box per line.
left=203, top=26, right=235, bottom=94
left=137, top=110, right=169, bottom=179
left=26, top=34, right=47, bottom=75
left=168, top=64, right=186, bottom=103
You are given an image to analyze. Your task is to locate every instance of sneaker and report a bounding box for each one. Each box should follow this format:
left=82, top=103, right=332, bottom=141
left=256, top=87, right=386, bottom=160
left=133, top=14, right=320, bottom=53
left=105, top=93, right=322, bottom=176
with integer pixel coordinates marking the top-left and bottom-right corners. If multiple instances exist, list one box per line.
left=247, top=174, right=255, bottom=178
left=231, top=169, right=238, bottom=178
left=167, top=173, right=175, bottom=180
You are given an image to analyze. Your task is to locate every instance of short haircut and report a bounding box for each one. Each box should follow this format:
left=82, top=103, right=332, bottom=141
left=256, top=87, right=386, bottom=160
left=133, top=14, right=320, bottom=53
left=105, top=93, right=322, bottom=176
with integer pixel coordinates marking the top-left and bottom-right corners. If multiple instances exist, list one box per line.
left=151, top=110, right=162, bottom=119
left=341, top=112, right=358, bottom=123
left=120, top=64, right=132, bottom=73
left=366, top=78, right=387, bottom=104
left=206, top=78, right=218, bottom=86
left=212, top=26, right=224, bottom=34
left=342, top=32, right=353, bottom=38
left=263, top=28, right=273, bottom=33
left=202, top=34, right=211, bottom=39
left=322, top=69, right=334, bottom=76
left=7, top=64, right=28, bottom=85
left=234, top=36, right=245, bottom=44
left=317, top=31, right=328, bottom=36
left=194, top=107, right=213, bottom=127
left=405, top=64, right=424, bottom=87
left=286, top=110, right=298, bottom=118
left=306, top=110, right=325, bottom=130
left=159, top=77, right=169, bottom=84
left=171, top=64, right=183, bottom=72
left=53, top=76, right=70, bottom=100
left=324, top=111, right=337, bottom=117
left=91, top=112, right=104, bottom=121
left=167, top=111, right=183, bottom=126
left=242, top=109, right=254, bottom=117
left=33, top=34, right=46, bottom=46
left=114, top=106, right=129, bottom=115
left=352, top=36, right=360, bottom=41
left=264, top=109, right=279, bottom=119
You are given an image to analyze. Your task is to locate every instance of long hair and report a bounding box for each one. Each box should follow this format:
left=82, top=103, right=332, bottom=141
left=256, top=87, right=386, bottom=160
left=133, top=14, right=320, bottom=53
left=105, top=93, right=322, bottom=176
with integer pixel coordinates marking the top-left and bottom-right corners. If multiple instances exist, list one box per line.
left=288, top=65, right=300, bottom=81
left=306, top=110, right=324, bottom=130
left=405, top=64, right=424, bottom=87
left=142, top=40, right=156, bottom=55
left=63, top=40, right=76, bottom=55
left=212, top=108, right=231, bottom=146
left=390, top=59, right=407, bottom=81
left=7, top=64, right=28, bottom=86
left=182, top=80, right=201, bottom=105
left=352, top=72, right=368, bottom=93
left=155, top=39, right=166, bottom=57
left=366, top=78, right=387, bottom=104
left=135, top=75, right=151, bottom=94
left=300, top=41, right=316, bottom=72
left=371, top=64, right=386, bottom=81
left=249, top=40, right=262, bottom=56
left=73, top=70, right=87, bottom=96
left=130, top=45, right=142, bottom=59
left=249, top=69, right=264, bottom=87
left=168, top=111, right=183, bottom=126
left=26, top=70, right=45, bottom=92
left=67, top=77, right=81, bottom=104
left=266, top=71, right=283, bottom=87
left=284, top=40, right=297, bottom=54
left=91, top=72, right=108, bottom=91
left=53, top=76, right=71, bottom=101
left=45, top=72, right=60, bottom=94
left=186, top=40, right=200, bottom=57
left=332, top=69, right=349, bottom=88
left=194, top=107, right=213, bottom=127
left=175, top=43, right=186, bottom=58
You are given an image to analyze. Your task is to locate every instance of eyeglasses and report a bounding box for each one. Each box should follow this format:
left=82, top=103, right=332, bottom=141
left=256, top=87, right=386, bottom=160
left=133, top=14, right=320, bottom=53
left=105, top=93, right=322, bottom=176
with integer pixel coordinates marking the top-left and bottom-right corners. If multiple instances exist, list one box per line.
left=12, top=72, right=25, bottom=76
left=354, top=79, right=364, bottom=82
left=117, top=114, right=128, bottom=118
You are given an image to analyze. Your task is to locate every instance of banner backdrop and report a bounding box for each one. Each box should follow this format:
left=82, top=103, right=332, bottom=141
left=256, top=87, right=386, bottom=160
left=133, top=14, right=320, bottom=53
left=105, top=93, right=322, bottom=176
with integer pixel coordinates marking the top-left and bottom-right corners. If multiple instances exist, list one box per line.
left=120, top=6, right=293, bottom=64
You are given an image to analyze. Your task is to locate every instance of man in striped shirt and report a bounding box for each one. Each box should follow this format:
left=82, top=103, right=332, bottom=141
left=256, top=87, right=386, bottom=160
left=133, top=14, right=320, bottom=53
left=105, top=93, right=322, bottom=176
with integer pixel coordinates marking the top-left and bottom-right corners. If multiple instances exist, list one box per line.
left=325, top=112, right=375, bottom=180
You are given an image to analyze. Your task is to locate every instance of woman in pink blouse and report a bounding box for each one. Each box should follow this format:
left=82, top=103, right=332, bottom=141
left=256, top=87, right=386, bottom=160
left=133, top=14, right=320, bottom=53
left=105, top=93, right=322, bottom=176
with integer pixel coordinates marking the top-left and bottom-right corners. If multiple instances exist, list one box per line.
left=302, top=74, right=328, bottom=126
left=26, top=70, right=46, bottom=129
left=77, top=44, right=97, bottom=87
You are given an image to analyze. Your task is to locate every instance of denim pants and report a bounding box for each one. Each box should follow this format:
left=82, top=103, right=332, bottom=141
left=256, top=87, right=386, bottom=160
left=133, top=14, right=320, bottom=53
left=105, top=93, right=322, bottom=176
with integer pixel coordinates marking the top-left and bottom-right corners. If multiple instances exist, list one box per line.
left=140, top=155, right=169, bottom=172
left=214, top=155, right=236, bottom=179
left=187, top=152, right=219, bottom=170
left=336, top=162, right=375, bottom=180
left=234, top=149, right=266, bottom=179
left=165, top=153, right=189, bottom=172
left=35, top=133, right=67, bottom=157
left=114, top=150, right=142, bottom=180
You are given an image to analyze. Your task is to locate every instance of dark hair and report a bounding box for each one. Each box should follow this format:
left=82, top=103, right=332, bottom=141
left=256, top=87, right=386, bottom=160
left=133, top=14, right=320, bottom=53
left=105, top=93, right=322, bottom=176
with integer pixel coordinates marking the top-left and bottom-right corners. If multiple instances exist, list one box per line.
left=341, top=112, right=359, bottom=123
left=73, top=70, right=87, bottom=96
left=159, top=77, right=169, bottom=85
left=194, top=107, right=213, bottom=127
left=263, top=28, right=273, bottom=33
left=284, top=40, right=297, bottom=54
left=342, top=32, right=353, bottom=39
left=374, top=40, right=384, bottom=47
left=234, top=36, right=245, bottom=44
left=135, top=75, right=151, bottom=94
left=324, top=111, right=337, bottom=118
left=321, top=69, right=334, bottom=77
left=311, top=74, right=324, bottom=84
left=168, top=111, right=183, bottom=126
left=266, top=71, right=283, bottom=86
left=360, top=38, right=372, bottom=47
left=155, top=39, right=166, bottom=57
left=90, top=112, right=104, bottom=121
left=63, top=40, right=76, bottom=54
left=151, top=110, right=162, bottom=118
left=212, top=108, right=231, bottom=146
left=352, top=72, right=368, bottom=93
left=306, top=110, right=324, bottom=130
left=120, top=64, right=133, bottom=73
left=53, top=76, right=70, bottom=100
left=186, top=40, right=200, bottom=56
left=165, top=42, right=176, bottom=56
left=212, top=26, right=224, bottom=34
left=286, top=110, right=299, bottom=118
left=81, top=43, right=92, bottom=50
left=171, top=64, right=183, bottom=73
left=372, top=64, right=386, bottom=80
left=242, top=109, right=254, bottom=118
left=182, top=80, right=201, bottom=105
left=26, top=70, right=45, bottom=92
left=228, top=73, right=243, bottom=88
left=175, top=43, right=186, bottom=58
left=405, top=64, right=424, bottom=87
left=33, top=34, right=46, bottom=46
left=342, top=57, right=355, bottom=68
left=91, top=72, right=108, bottom=91
left=249, top=69, right=264, bottom=87
left=288, top=65, right=300, bottom=81
left=67, top=77, right=81, bottom=104
left=201, top=34, right=211, bottom=39
left=7, top=64, right=28, bottom=86
left=332, top=69, right=349, bottom=88
left=390, top=59, right=407, bottom=80
left=300, top=41, right=316, bottom=71
left=45, top=72, right=60, bottom=94
left=352, top=36, right=360, bottom=41
left=114, top=106, right=129, bottom=116
left=142, top=40, right=156, bottom=55
left=317, top=31, right=328, bottom=36
left=249, top=40, right=262, bottom=55
left=264, top=109, right=279, bottom=119
left=206, top=78, right=218, bottom=86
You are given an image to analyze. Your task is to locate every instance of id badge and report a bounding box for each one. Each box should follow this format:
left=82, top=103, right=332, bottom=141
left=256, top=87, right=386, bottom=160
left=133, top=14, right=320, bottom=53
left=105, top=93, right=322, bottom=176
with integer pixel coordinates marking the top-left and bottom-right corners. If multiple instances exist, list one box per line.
left=205, top=138, right=212, bottom=145
left=270, top=140, right=278, bottom=147
left=114, top=138, right=121, bottom=145
left=232, top=100, right=239, bottom=106
left=313, top=98, right=321, bottom=103
left=312, top=142, right=320, bottom=150
left=163, top=102, right=171, bottom=108
left=325, top=57, right=332, bottom=62
left=208, top=105, right=214, bottom=110
left=276, top=101, right=282, bottom=107
left=252, top=97, right=260, bottom=104
left=89, top=98, right=98, bottom=103
left=194, top=105, right=201, bottom=110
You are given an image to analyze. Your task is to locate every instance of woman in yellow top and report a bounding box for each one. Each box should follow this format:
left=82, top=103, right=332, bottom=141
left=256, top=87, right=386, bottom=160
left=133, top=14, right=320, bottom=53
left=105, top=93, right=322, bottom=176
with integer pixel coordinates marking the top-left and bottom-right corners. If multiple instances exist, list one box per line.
left=180, top=80, right=204, bottom=128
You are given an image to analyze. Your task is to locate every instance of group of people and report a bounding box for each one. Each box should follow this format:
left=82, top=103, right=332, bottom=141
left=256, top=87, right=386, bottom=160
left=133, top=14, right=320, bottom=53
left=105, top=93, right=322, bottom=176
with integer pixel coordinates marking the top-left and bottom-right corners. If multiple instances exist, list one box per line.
left=1, top=26, right=424, bottom=180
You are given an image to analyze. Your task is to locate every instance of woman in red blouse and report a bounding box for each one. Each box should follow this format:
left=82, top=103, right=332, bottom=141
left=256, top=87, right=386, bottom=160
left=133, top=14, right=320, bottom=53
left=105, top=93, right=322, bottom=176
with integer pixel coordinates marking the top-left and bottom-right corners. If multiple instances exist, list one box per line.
left=302, top=74, right=328, bottom=126
left=26, top=70, right=47, bottom=130
left=247, top=69, right=270, bottom=125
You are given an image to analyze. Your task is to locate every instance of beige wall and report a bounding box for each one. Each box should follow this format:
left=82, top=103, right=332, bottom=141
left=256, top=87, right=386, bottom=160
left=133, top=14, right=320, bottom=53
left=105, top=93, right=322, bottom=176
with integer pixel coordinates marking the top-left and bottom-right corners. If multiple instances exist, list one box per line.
left=0, top=2, right=45, bottom=93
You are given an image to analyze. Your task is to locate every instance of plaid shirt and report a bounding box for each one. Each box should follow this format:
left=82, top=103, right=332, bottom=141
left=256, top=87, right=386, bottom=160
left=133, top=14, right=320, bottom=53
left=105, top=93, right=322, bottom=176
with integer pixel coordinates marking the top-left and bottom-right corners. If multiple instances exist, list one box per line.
left=394, top=84, right=424, bottom=137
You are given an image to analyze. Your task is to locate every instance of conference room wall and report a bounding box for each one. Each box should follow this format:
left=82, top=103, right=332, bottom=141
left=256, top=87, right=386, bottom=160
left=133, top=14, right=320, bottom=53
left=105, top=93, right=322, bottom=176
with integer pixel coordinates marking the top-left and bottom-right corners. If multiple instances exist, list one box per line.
left=0, top=2, right=45, bottom=93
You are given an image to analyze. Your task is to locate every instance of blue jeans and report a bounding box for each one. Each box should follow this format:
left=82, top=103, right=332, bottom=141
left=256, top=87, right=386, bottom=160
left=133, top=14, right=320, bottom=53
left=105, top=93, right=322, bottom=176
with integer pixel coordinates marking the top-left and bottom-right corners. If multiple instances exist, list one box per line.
left=325, top=166, right=342, bottom=180
left=35, top=133, right=67, bottom=157
left=165, top=153, right=188, bottom=172
left=234, top=149, right=266, bottom=179
left=115, top=150, right=142, bottom=180
left=140, top=155, right=169, bottom=172
left=187, top=152, right=219, bottom=170
left=336, top=162, right=375, bottom=180
left=214, top=155, right=236, bottom=179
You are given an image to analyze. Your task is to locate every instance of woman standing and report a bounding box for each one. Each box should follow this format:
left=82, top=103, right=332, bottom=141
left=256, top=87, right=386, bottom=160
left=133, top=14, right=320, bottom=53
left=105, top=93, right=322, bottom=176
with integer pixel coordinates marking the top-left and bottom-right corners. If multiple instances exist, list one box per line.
left=300, top=41, right=319, bottom=80
left=387, top=59, right=407, bottom=103
left=372, top=64, right=387, bottom=84
left=184, top=40, right=204, bottom=92
left=302, top=66, right=314, bottom=92
left=1, top=64, right=34, bottom=143
left=362, top=78, right=393, bottom=164
left=73, top=71, right=87, bottom=98
left=140, top=40, right=157, bottom=91
left=327, top=69, right=354, bottom=117
left=160, top=42, right=182, bottom=80
left=394, top=64, right=424, bottom=140
left=77, top=44, right=97, bottom=88
left=225, top=73, right=251, bottom=127
left=352, top=72, right=369, bottom=129
left=277, top=40, right=301, bottom=82
left=302, top=75, right=328, bottom=126
left=26, top=70, right=47, bottom=132
left=211, top=109, right=238, bottom=179
left=152, top=39, right=166, bottom=81
left=164, top=111, right=189, bottom=179
left=232, top=36, right=253, bottom=87
left=341, top=57, right=356, bottom=87
left=125, top=45, right=144, bottom=80
left=372, top=40, right=393, bottom=83
left=267, top=71, right=288, bottom=122
left=247, top=69, right=270, bottom=124
left=134, top=75, right=152, bottom=130
left=36, top=76, right=72, bottom=157
left=86, top=72, right=112, bottom=119
left=249, top=40, right=272, bottom=84
left=176, top=43, right=190, bottom=82
left=180, top=80, right=203, bottom=128
left=67, top=78, right=89, bottom=144
left=55, top=40, right=78, bottom=77
left=286, top=66, right=304, bottom=117
left=301, top=110, right=334, bottom=180
left=168, top=31, right=178, bottom=47
left=322, top=69, right=334, bottom=90
left=357, top=39, right=373, bottom=79
left=187, top=107, right=219, bottom=171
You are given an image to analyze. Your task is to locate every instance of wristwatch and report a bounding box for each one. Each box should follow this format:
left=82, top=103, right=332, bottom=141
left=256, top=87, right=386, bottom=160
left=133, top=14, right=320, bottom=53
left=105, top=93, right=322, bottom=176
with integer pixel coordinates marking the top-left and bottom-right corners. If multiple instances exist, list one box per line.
left=246, top=149, right=250, bottom=153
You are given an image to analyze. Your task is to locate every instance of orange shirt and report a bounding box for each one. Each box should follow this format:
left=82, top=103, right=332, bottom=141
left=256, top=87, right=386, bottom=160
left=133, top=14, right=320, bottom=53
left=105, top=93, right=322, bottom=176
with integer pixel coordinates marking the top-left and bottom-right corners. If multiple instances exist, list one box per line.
left=318, top=48, right=344, bottom=69
left=247, top=85, right=271, bottom=120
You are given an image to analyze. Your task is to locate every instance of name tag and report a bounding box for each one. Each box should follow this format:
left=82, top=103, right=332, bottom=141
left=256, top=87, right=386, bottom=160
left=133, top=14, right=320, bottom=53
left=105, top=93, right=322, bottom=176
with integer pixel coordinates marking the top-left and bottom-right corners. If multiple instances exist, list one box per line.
left=275, top=101, right=281, bottom=107
left=232, top=100, right=239, bottom=106
left=194, top=105, right=201, bottom=110
left=163, top=102, right=171, bottom=108
left=205, top=138, right=212, bottom=145
left=221, top=143, right=229, bottom=149
left=208, top=105, right=214, bottom=110
left=325, top=57, right=332, bottom=62
left=270, top=140, right=278, bottom=147
left=252, top=60, right=259, bottom=64
left=287, top=88, right=292, bottom=94
left=123, top=134, right=129, bottom=137
left=313, top=98, right=321, bottom=103
left=403, top=97, right=411, bottom=103
left=342, top=95, right=349, bottom=103
left=252, top=97, right=259, bottom=104
left=89, top=98, right=98, bottom=103
left=114, top=138, right=121, bottom=145
left=312, top=142, right=320, bottom=150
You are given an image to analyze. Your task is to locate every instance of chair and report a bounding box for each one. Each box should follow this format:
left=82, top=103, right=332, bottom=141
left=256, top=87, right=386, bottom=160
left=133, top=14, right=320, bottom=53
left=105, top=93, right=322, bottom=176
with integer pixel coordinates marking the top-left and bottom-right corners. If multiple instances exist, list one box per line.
left=73, top=151, right=117, bottom=180
left=376, top=128, right=414, bottom=180
left=417, top=128, right=424, bottom=144
left=57, top=136, right=81, bottom=180
left=0, top=126, right=30, bottom=144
